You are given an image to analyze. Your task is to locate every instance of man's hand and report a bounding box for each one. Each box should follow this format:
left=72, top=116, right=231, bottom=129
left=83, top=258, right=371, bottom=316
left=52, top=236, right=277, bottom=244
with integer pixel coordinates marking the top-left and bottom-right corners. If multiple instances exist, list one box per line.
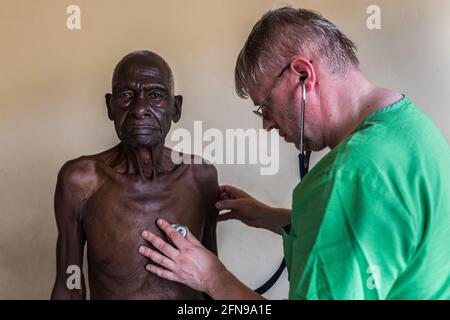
left=139, top=218, right=263, bottom=300
left=139, top=219, right=226, bottom=294
left=216, top=185, right=291, bottom=235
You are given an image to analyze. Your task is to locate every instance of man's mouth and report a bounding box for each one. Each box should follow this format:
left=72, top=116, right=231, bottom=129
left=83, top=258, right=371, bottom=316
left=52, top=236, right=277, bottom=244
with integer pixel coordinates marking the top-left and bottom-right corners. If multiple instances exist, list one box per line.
left=126, top=125, right=160, bottom=135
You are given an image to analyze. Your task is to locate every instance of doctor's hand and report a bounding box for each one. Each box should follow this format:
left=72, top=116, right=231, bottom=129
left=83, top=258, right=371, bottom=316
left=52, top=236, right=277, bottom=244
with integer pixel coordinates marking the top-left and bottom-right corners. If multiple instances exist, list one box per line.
left=139, top=218, right=263, bottom=300
left=216, top=185, right=291, bottom=235
left=139, top=218, right=227, bottom=295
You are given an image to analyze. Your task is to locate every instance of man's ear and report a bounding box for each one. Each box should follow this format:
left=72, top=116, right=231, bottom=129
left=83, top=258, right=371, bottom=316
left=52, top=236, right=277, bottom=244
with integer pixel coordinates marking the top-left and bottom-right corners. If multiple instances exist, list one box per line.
left=290, top=57, right=316, bottom=92
left=105, top=93, right=113, bottom=120
left=172, top=95, right=183, bottom=123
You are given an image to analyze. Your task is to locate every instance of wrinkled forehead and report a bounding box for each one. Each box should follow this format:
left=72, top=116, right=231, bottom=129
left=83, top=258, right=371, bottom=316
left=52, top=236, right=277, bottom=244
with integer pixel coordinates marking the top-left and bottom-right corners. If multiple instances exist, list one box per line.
left=112, top=56, right=171, bottom=89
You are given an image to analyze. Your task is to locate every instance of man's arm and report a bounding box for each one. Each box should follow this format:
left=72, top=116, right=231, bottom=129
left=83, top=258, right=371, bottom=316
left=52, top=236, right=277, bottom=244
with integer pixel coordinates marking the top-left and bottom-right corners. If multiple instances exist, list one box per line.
left=216, top=185, right=291, bottom=235
left=196, top=163, right=220, bottom=299
left=265, top=208, right=291, bottom=235
left=51, top=159, right=95, bottom=300
left=206, top=267, right=264, bottom=300
left=199, top=164, right=219, bottom=255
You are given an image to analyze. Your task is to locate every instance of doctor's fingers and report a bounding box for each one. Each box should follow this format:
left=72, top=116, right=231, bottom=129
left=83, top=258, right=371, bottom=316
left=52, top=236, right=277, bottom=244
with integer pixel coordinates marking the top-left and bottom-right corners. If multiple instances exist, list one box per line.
left=215, top=199, right=248, bottom=211
left=219, top=185, right=250, bottom=200
left=184, top=229, right=202, bottom=246
left=156, top=218, right=189, bottom=250
left=141, top=230, right=179, bottom=259
left=217, top=210, right=239, bottom=222
left=146, top=264, right=180, bottom=283
left=139, top=246, right=176, bottom=271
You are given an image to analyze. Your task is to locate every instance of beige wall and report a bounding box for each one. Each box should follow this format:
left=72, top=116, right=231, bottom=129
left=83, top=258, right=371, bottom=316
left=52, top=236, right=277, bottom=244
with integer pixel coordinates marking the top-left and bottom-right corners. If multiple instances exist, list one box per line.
left=0, top=0, right=449, bottom=299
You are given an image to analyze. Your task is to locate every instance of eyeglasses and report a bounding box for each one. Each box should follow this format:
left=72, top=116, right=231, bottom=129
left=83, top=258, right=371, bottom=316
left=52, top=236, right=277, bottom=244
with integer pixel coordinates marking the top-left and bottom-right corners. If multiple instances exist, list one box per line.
left=253, top=63, right=291, bottom=120
left=252, top=63, right=310, bottom=179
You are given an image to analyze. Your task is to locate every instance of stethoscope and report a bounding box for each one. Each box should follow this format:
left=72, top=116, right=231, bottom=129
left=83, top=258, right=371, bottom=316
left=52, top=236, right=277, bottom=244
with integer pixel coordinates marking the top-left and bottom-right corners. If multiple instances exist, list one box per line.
left=254, top=75, right=311, bottom=295
left=171, top=77, right=311, bottom=295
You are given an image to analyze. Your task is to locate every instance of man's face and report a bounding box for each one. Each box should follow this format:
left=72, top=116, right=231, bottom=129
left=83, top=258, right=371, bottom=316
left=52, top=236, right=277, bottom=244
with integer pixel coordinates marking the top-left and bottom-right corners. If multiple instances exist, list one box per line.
left=105, top=57, right=182, bottom=148
left=249, top=69, right=324, bottom=152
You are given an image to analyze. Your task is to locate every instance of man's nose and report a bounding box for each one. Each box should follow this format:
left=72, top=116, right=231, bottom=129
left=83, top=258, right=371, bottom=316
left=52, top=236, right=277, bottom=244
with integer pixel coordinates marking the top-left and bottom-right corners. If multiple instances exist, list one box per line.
left=130, top=95, right=149, bottom=119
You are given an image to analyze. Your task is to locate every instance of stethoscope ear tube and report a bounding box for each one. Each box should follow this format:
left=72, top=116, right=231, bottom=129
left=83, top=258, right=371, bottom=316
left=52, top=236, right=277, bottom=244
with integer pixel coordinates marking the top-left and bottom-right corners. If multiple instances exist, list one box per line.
left=254, top=78, right=310, bottom=295
left=254, top=259, right=287, bottom=294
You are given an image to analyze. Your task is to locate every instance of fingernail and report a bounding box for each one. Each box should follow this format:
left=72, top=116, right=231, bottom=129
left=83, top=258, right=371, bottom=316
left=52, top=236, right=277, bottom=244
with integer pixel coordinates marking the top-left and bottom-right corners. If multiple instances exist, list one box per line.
left=146, top=264, right=152, bottom=271
left=142, top=231, right=148, bottom=238
left=157, top=219, right=163, bottom=225
left=139, top=246, right=146, bottom=254
left=215, top=202, right=222, bottom=209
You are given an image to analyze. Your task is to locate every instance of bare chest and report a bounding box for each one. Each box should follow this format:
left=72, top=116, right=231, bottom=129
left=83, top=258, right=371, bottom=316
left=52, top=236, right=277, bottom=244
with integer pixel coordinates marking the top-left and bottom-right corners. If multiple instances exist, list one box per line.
left=82, top=169, right=207, bottom=266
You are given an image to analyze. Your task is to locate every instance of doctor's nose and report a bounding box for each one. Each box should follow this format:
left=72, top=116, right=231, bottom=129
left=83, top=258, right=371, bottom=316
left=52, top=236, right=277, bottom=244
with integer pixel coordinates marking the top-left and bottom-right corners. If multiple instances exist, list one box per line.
left=263, top=118, right=277, bottom=131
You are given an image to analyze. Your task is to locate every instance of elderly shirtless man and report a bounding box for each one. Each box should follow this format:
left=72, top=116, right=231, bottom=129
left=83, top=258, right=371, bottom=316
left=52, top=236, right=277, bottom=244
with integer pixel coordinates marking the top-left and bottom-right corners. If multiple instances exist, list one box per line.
left=51, top=50, right=219, bottom=299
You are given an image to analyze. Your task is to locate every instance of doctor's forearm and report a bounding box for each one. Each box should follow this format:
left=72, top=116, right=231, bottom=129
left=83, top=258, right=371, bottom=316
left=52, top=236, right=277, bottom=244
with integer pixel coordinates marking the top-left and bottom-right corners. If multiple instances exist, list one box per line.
left=206, top=268, right=265, bottom=300
left=268, top=208, right=291, bottom=235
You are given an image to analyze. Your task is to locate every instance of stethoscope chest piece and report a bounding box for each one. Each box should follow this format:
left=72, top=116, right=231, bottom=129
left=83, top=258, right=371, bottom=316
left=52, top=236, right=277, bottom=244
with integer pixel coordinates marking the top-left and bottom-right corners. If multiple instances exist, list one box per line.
left=171, top=224, right=188, bottom=238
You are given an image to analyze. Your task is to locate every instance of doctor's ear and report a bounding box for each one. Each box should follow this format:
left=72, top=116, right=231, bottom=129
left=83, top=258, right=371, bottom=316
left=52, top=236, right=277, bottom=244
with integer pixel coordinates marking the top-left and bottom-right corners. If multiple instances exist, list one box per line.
left=300, top=73, right=308, bottom=83
left=290, top=56, right=316, bottom=86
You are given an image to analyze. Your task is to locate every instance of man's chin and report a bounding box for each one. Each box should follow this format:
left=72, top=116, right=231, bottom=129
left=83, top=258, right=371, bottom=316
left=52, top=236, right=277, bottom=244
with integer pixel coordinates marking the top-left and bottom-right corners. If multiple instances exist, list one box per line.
left=292, top=139, right=313, bottom=152
left=123, top=135, right=163, bottom=148
left=283, top=135, right=300, bottom=147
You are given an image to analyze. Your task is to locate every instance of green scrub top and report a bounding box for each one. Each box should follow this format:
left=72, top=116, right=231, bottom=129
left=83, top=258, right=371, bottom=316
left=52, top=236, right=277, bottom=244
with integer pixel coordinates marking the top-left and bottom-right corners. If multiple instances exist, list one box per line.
left=282, top=96, right=450, bottom=299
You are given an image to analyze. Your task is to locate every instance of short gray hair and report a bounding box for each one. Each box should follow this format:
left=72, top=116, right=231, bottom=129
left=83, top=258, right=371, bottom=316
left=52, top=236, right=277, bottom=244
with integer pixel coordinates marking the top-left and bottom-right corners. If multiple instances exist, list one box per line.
left=113, top=50, right=175, bottom=94
left=235, top=6, right=359, bottom=99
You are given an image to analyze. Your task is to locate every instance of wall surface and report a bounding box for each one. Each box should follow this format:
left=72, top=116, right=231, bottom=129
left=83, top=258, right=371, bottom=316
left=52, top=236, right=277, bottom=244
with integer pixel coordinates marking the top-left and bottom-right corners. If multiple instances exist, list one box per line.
left=0, top=0, right=449, bottom=299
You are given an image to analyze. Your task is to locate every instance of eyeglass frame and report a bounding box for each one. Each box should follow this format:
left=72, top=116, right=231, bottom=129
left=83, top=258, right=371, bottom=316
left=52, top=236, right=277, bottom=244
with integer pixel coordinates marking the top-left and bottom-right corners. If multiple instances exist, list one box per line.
left=252, top=63, right=292, bottom=120
left=251, top=61, right=311, bottom=179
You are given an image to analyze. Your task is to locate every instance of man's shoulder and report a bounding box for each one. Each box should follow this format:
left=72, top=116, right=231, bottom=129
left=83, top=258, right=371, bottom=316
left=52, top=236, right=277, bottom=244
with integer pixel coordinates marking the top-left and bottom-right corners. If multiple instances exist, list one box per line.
left=58, top=145, right=120, bottom=184
left=192, top=161, right=218, bottom=190
left=57, top=155, right=102, bottom=197
left=171, top=151, right=219, bottom=188
left=189, top=157, right=218, bottom=186
left=166, top=149, right=216, bottom=177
